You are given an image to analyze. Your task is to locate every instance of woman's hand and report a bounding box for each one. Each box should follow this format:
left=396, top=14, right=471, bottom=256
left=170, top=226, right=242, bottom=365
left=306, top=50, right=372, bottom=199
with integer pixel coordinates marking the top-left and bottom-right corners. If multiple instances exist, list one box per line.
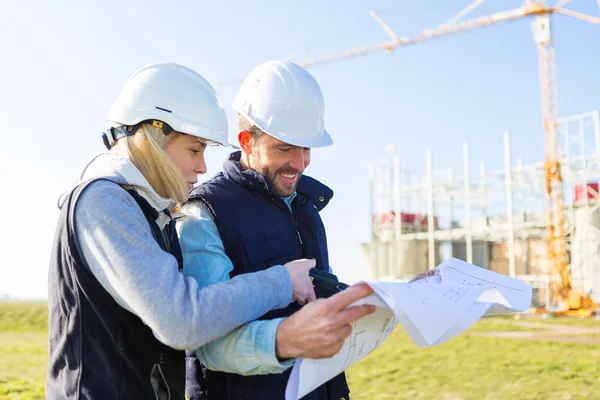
left=284, top=258, right=317, bottom=305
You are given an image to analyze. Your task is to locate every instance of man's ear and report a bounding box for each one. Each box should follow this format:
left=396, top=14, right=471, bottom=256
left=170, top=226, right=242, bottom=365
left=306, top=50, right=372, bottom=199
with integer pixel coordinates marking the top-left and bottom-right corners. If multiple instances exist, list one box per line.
left=238, top=130, right=254, bottom=155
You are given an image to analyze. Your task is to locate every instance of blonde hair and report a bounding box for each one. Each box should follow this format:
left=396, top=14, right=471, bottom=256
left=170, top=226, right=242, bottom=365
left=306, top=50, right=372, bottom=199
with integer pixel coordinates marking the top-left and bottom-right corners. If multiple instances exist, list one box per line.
left=111, top=123, right=189, bottom=203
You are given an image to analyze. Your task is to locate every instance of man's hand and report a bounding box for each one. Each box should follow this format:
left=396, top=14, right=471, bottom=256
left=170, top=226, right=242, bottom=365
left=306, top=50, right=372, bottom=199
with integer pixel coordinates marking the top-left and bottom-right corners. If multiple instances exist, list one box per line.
left=284, top=259, right=317, bottom=305
left=275, top=283, right=376, bottom=360
left=409, top=268, right=436, bottom=282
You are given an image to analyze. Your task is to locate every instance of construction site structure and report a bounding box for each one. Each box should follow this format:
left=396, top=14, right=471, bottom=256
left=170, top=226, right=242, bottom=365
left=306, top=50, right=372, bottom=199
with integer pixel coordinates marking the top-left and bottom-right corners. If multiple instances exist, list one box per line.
left=362, top=110, right=600, bottom=314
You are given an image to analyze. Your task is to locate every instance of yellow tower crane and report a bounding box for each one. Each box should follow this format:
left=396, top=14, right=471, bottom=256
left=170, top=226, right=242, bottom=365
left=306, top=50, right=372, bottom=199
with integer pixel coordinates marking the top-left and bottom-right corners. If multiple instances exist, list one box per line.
left=251, top=1, right=600, bottom=315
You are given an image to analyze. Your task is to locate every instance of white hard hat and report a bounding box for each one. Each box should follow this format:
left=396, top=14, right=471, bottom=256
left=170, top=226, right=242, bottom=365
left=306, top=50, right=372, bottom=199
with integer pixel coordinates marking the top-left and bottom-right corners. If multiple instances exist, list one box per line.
left=232, top=60, right=332, bottom=148
left=105, top=62, right=232, bottom=147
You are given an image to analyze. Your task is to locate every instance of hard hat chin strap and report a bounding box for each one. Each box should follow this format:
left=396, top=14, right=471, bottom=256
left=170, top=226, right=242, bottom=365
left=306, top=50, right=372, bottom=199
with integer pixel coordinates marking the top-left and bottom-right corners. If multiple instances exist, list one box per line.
left=101, top=120, right=174, bottom=150
left=102, top=124, right=140, bottom=150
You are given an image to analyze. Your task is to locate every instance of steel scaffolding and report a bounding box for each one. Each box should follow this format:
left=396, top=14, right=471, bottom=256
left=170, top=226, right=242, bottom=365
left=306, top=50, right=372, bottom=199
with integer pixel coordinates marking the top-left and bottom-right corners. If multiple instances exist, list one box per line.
left=364, top=110, right=600, bottom=299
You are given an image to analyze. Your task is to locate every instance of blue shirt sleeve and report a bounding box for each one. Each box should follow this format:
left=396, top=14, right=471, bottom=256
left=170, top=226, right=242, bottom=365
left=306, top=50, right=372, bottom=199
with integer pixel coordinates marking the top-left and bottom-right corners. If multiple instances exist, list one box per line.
left=178, top=202, right=233, bottom=286
left=178, top=201, right=294, bottom=375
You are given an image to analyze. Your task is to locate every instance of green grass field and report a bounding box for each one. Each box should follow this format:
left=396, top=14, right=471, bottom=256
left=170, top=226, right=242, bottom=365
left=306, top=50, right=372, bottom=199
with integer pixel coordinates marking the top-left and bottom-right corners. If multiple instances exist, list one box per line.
left=0, top=302, right=47, bottom=400
left=1, top=302, right=599, bottom=400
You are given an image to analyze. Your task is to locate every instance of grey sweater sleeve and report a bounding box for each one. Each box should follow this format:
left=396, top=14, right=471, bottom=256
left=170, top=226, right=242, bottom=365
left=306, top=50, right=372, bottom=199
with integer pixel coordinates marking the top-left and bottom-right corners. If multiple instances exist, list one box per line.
left=74, top=180, right=292, bottom=350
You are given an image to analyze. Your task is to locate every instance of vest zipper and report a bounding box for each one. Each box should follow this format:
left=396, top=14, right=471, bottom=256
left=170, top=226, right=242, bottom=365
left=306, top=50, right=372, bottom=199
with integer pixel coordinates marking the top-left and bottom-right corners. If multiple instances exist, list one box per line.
left=293, top=197, right=307, bottom=246
left=296, top=229, right=303, bottom=245
left=271, top=192, right=306, bottom=246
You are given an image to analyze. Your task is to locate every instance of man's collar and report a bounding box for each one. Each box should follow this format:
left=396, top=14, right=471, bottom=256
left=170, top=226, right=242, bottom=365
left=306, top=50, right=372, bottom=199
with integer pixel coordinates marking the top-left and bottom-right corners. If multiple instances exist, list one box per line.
left=222, top=151, right=334, bottom=210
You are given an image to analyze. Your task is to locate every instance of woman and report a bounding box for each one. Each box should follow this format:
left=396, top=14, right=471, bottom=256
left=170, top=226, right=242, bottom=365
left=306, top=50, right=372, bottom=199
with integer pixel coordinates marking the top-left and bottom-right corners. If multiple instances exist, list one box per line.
left=46, top=63, right=316, bottom=399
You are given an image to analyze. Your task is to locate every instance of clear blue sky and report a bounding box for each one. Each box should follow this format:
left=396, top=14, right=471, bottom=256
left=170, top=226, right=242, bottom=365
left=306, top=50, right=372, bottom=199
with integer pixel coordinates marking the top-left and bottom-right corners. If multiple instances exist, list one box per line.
left=1, top=1, right=599, bottom=299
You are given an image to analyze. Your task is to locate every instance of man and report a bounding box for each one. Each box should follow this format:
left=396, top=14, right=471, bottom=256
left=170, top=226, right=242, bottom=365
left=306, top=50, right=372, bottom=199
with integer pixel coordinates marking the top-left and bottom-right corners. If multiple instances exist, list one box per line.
left=179, top=60, right=365, bottom=399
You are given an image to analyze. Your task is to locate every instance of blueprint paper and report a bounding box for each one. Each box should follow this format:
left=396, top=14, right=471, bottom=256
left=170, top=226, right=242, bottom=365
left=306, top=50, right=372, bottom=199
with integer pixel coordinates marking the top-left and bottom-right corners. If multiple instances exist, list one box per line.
left=285, top=306, right=397, bottom=400
left=285, top=258, right=532, bottom=400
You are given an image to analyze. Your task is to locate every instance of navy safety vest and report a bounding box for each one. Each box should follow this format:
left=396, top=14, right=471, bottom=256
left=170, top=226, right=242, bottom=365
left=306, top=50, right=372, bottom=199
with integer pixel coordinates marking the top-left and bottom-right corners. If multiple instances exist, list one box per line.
left=185, top=152, right=350, bottom=400
left=46, top=179, right=185, bottom=399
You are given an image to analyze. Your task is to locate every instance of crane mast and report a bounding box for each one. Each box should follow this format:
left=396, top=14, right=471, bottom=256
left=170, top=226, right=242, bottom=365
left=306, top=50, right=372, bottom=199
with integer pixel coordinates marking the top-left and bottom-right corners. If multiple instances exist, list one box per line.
left=531, top=14, right=570, bottom=311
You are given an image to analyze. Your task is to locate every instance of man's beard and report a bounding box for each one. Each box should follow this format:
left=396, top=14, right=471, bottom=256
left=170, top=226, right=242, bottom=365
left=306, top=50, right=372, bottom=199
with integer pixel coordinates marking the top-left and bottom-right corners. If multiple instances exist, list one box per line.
left=252, top=160, right=301, bottom=197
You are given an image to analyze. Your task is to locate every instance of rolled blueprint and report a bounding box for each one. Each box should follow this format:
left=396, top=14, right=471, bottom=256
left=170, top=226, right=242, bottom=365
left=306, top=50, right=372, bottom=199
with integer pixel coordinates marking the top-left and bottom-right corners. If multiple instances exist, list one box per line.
left=286, top=258, right=532, bottom=400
